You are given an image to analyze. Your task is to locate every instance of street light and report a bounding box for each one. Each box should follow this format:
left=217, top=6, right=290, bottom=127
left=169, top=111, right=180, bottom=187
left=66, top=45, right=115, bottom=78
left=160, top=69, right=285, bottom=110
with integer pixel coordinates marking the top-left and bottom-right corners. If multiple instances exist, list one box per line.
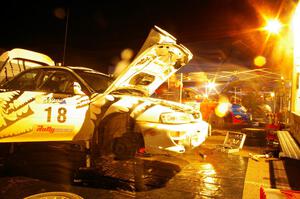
left=206, top=82, right=216, bottom=90
left=264, top=19, right=283, bottom=34
left=205, top=81, right=217, bottom=97
left=256, top=18, right=284, bottom=61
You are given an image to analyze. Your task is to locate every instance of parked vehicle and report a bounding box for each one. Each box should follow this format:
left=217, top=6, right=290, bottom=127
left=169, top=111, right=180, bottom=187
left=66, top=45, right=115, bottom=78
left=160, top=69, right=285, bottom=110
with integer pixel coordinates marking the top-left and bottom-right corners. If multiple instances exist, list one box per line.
left=0, top=26, right=209, bottom=162
left=205, top=102, right=252, bottom=128
left=229, top=104, right=252, bottom=125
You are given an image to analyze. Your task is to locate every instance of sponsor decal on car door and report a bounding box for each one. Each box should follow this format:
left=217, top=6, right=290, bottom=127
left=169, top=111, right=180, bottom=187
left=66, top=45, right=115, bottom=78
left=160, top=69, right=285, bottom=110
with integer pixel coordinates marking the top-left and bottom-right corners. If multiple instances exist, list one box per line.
left=0, top=91, right=90, bottom=142
left=32, top=92, right=90, bottom=141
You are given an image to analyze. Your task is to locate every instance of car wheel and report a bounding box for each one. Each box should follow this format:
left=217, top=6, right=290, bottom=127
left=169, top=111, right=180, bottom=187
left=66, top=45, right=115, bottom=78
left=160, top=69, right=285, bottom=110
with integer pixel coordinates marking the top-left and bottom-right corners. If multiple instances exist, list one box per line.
left=25, top=192, right=84, bottom=199
left=112, top=133, right=140, bottom=160
left=95, top=113, right=144, bottom=160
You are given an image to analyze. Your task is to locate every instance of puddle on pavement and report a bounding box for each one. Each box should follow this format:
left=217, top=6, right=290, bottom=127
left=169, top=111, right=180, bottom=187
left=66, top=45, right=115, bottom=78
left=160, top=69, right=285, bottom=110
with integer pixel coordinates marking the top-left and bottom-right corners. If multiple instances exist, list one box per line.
left=2, top=158, right=180, bottom=192
left=166, top=147, right=248, bottom=198
left=0, top=143, right=181, bottom=192
left=74, top=157, right=181, bottom=192
left=1, top=142, right=248, bottom=198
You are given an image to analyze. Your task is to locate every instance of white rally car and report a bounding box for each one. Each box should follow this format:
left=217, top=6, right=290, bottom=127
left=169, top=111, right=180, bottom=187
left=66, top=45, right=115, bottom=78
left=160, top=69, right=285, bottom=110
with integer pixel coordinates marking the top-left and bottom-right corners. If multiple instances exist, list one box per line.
left=0, top=26, right=209, bottom=161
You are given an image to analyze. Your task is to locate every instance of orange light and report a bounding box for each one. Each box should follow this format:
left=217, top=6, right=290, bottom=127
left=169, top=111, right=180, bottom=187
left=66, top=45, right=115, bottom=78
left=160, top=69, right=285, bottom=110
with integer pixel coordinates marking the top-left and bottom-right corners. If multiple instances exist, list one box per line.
left=215, top=96, right=230, bottom=118
left=254, top=55, right=266, bottom=67
left=215, top=103, right=229, bottom=117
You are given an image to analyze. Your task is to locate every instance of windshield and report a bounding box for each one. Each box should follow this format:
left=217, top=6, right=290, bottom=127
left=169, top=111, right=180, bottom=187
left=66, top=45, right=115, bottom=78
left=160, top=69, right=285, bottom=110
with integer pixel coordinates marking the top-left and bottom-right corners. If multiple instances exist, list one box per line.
left=74, top=70, right=113, bottom=93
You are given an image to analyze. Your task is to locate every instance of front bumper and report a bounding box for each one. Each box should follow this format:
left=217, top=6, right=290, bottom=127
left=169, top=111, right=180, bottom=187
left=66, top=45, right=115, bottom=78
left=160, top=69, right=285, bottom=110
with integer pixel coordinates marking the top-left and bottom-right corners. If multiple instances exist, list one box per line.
left=136, top=120, right=209, bottom=154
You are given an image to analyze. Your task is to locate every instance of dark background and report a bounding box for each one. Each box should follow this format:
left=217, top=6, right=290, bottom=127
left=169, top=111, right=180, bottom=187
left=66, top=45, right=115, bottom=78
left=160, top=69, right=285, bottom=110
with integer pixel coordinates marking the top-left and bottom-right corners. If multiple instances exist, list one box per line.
left=0, top=0, right=294, bottom=73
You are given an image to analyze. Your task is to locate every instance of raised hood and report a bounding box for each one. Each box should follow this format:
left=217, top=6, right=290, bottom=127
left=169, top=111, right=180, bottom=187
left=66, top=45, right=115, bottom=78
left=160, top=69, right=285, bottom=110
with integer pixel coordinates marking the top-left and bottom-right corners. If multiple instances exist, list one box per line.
left=104, top=26, right=193, bottom=96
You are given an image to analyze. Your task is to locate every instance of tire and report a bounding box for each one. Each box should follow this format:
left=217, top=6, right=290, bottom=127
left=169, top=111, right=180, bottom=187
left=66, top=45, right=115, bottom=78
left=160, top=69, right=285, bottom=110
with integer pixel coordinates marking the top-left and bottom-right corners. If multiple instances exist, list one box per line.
left=112, top=133, right=139, bottom=160
left=25, top=192, right=84, bottom=199
left=95, top=113, right=144, bottom=160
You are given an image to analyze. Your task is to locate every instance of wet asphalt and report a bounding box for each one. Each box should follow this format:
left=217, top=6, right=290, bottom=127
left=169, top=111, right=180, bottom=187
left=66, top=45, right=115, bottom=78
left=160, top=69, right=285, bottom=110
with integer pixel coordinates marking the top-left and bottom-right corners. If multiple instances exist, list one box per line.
left=0, top=130, right=248, bottom=199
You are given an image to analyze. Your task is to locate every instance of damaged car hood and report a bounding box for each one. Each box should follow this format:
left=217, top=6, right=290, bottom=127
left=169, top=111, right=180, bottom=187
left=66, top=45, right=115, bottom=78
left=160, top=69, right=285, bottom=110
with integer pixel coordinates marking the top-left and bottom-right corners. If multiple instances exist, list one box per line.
left=104, top=26, right=193, bottom=97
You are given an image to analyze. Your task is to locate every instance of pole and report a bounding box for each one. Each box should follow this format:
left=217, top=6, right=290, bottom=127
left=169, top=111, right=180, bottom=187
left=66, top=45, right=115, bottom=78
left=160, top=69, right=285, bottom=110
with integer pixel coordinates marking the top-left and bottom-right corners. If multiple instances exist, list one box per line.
left=63, top=8, right=70, bottom=66
left=179, top=73, right=183, bottom=103
left=274, top=92, right=276, bottom=113
left=234, top=87, right=237, bottom=103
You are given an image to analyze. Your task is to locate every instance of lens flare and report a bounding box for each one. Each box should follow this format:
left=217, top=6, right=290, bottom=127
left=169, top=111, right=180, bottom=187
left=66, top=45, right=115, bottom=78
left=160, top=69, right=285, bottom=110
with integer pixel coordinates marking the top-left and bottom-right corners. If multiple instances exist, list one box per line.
left=264, top=19, right=282, bottom=34
left=215, top=96, right=230, bottom=118
left=254, top=55, right=266, bottom=67
left=215, top=103, right=230, bottom=117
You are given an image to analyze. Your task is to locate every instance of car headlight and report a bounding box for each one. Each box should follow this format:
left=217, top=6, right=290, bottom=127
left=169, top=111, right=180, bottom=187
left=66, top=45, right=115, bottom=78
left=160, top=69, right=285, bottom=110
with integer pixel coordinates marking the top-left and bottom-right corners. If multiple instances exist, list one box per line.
left=160, top=112, right=192, bottom=124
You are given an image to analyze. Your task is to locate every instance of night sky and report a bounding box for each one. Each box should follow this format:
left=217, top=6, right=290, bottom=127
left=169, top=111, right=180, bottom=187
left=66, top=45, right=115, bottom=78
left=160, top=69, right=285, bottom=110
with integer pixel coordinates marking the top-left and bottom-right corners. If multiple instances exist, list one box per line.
left=0, top=0, right=293, bottom=73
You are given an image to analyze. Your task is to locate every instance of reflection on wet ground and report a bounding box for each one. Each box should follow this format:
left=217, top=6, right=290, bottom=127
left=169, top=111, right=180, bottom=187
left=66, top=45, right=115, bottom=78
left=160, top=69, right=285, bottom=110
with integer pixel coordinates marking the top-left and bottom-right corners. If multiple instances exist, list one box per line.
left=0, top=135, right=248, bottom=199
left=73, top=157, right=181, bottom=191
left=162, top=147, right=248, bottom=199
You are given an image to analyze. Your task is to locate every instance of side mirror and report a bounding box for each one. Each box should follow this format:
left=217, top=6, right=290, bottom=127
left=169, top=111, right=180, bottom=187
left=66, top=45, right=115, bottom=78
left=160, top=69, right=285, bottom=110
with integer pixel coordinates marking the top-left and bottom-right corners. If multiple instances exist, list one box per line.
left=73, top=82, right=85, bottom=95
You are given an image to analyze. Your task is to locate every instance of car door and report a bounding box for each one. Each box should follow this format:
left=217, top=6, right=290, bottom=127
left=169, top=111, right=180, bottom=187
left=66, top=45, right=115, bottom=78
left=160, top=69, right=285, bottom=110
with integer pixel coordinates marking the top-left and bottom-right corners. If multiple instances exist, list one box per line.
left=33, top=69, right=92, bottom=142
left=0, top=68, right=91, bottom=142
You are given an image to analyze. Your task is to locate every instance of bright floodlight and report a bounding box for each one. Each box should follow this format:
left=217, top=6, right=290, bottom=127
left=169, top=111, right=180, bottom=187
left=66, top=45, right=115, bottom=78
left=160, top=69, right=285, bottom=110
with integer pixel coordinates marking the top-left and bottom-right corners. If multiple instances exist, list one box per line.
left=206, top=82, right=216, bottom=89
left=264, top=19, right=282, bottom=34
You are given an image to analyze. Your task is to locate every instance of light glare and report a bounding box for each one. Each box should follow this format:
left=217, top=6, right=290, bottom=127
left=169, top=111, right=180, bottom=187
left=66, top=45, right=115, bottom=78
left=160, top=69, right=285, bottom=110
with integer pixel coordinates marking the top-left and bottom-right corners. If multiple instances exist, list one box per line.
left=206, top=82, right=216, bottom=89
left=254, top=56, right=266, bottom=67
left=264, top=19, right=282, bottom=34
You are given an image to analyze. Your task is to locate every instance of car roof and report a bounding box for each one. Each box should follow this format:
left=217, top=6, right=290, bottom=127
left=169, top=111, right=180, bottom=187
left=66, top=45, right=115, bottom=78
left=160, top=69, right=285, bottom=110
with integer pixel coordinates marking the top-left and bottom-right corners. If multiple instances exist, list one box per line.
left=67, top=66, right=111, bottom=77
left=23, top=65, right=111, bottom=78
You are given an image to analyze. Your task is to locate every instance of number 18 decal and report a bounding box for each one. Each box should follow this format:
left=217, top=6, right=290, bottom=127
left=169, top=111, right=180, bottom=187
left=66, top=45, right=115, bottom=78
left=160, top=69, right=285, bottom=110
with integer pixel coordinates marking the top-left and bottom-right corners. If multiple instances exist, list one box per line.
left=45, top=107, right=67, bottom=123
